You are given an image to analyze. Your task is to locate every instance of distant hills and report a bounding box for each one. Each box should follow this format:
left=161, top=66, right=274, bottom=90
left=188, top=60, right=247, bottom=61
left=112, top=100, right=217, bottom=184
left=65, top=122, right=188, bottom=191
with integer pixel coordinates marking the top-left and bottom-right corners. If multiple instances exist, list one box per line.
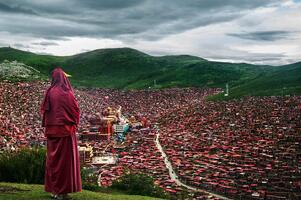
left=0, top=47, right=300, bottom=99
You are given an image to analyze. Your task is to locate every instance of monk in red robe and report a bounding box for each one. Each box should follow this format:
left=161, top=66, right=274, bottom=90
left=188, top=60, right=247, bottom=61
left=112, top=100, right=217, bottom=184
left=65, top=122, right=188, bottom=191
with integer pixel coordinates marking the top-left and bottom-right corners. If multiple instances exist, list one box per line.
left=41, top=68, right=82, bottom=199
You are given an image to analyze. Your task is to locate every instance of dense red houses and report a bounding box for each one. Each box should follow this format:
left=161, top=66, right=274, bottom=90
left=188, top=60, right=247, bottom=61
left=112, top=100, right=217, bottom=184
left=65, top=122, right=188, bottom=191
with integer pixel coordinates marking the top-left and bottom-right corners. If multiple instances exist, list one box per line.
left=0, top=81, right=300, bottom=199
left=159, top=96, right=301, bottom=199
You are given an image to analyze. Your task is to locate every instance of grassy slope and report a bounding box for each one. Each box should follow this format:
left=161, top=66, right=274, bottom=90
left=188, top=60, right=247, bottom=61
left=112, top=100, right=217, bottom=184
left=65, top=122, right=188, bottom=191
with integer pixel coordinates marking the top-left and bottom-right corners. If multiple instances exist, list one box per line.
left=0, top=182, right=159, bottom=200
left=0, top=47, right=300, bottom=99
left=0, top=47, right=263, bottom=88
left=208, top=61, right=301, bottom=100
left=0, top=47, right=67, bottom=75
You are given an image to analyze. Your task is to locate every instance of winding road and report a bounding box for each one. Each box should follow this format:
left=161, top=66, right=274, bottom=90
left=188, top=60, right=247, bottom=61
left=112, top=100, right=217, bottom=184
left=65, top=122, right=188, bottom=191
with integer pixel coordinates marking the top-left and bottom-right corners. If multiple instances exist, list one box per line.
left=154, top=125, right=229, bottom=200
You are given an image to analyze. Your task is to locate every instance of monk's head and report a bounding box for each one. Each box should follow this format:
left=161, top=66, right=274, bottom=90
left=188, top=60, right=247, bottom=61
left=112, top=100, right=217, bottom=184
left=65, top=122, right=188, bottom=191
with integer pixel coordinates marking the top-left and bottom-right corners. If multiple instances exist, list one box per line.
left=50, top=67, right=73, bottom=91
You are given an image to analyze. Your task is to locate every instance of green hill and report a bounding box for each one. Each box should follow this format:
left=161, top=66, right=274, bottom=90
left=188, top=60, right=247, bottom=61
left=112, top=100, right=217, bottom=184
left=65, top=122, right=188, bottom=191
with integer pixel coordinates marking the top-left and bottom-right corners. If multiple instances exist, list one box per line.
left=0, top=182, right=159, bottom=200
left=208, top=61, right=301, bottom=100
left=0, top=60, right=45, bottom=81
left=0, top=47, right=300, bottom=98
left=0, top=47, right=66, bottom=75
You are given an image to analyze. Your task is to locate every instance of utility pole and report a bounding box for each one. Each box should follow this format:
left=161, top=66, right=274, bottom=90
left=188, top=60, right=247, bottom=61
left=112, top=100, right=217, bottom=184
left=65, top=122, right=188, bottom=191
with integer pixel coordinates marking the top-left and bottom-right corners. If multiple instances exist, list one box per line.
left=224, top=83, right=229, bottom=96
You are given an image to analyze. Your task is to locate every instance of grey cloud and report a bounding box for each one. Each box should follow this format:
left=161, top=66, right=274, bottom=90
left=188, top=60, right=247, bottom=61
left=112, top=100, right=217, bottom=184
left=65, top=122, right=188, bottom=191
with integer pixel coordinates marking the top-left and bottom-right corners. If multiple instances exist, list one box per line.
left=32, top=41, right=59, bottom=46
left=73, top=0, right=145, bottom=10
left=13, top=43, right=31, bottom=49
left=0, top=42, right=8, bottom=47
left=208, top=52, right=286, bottom=63
left=227, top=31, right=291, bottom=41
left=34, top=51, right=54, bottom=55
left=80, top=49, right=92, bottom=53
left=0, top=2, right=37, bottom=15
left=1, top=0, right=296, bottom=65
left=0, top=0, right=281, bottom=41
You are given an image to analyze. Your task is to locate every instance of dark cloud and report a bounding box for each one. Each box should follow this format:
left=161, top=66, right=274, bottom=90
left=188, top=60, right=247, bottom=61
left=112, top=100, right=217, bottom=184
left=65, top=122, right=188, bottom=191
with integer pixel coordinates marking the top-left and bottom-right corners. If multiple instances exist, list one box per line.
left=227, top=31, right=292, bottom=41
left=74, top=0, right=145, bottom=10
left=12, top=43, right=31, bottom=49
left=32, top=41, right=59, bottom=46
left=2, top=0, right=297, bottom=65
left=0, top=0, right=280, bottom=40
left=0, top=2, right=37, bottom=15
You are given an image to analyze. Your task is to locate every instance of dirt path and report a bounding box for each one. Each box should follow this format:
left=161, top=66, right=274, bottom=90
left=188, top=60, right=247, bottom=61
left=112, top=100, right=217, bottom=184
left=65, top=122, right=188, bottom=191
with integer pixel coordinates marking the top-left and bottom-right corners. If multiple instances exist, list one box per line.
left=154, top=125, right=229, bottom=200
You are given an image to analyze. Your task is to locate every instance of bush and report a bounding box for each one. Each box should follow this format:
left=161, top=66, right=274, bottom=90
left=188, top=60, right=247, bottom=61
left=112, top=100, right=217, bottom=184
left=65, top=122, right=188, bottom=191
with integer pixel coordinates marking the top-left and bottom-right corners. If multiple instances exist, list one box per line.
left=81, top=167, right=101, bottom=191
left=111, top=171, right=169, bottom=199
left=0, top=148, right=100, bottom=191
left=0, top=148, right=169, bottom=198
left=0, top=148, right=46, bottom=184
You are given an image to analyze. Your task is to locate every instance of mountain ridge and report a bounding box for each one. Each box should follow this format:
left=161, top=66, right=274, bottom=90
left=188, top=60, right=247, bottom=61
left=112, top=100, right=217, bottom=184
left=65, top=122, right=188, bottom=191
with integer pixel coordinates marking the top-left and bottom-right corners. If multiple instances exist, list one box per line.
left=0, top=47, right=300, bottom=98
left=2, top=46, right=301, bottom=66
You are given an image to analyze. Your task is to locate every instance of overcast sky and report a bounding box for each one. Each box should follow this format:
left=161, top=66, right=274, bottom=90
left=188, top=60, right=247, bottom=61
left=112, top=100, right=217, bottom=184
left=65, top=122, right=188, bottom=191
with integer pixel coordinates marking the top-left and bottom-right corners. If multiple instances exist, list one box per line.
left=0, top=0, right=300, bottom=65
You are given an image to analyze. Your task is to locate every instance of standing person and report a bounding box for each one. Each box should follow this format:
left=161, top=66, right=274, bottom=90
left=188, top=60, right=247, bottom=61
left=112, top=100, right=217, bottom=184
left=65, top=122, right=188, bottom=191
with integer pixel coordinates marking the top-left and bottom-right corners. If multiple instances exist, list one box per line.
left=41, top=68, right=82, bottom=199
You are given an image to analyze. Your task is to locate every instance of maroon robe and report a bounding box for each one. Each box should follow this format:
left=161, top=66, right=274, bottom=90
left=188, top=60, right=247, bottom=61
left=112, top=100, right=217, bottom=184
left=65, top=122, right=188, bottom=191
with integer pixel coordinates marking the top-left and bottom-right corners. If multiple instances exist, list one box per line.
left=41, top=68, right=82, bottom=194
